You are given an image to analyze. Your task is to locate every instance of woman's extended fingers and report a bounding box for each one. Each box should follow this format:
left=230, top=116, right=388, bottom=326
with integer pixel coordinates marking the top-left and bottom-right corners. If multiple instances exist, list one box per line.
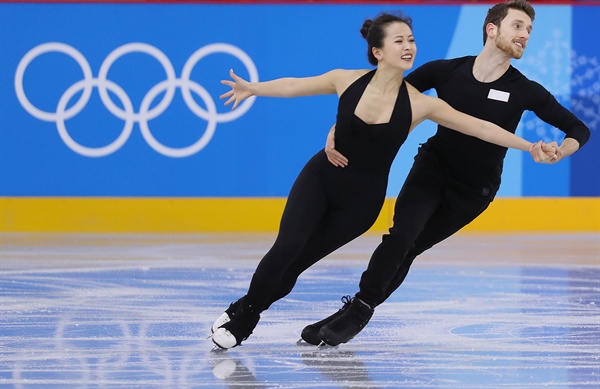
left=220, top=89, right=234, bottom=100
left=219, top=69, right=250, bottom=110
left=225, top=95, right=236, bottom=107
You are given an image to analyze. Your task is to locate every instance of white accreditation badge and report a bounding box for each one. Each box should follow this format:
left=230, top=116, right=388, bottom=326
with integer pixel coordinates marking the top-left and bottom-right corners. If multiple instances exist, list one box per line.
left=487, top=89, right=510, bottom=102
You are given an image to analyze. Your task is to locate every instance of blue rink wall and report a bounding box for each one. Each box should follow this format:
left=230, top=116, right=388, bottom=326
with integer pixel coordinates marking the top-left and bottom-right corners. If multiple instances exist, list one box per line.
left=0, top=2, right=598, bottom=232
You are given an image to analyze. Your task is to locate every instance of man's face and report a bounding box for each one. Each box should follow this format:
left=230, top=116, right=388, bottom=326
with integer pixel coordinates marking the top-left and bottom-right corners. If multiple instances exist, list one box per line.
left=494, top=8, right=533, bottom=59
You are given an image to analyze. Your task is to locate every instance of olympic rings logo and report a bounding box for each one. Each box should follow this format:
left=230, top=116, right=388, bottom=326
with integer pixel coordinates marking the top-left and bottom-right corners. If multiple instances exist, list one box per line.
left=15, top=42, right=258, bottom=157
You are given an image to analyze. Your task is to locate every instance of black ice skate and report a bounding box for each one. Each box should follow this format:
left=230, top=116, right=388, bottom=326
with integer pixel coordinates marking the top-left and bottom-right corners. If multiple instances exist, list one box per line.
left=300, top=295, right=353, bottom=345
left=212, top=299, right=260, bottom=349
left=318, top=297, right=374, bottom=346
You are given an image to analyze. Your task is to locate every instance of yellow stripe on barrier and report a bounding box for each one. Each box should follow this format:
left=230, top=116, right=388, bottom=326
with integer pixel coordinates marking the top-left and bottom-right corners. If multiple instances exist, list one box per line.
left=460, top=197, right=600, bottom=232
left=1, top=197, right=598, bottom=233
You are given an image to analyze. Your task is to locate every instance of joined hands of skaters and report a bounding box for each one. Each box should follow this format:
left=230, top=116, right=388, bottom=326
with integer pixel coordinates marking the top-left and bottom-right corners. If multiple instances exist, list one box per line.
left=530, top=140, right=563, bottom=164
left=325, top=125, right=563, bottom=167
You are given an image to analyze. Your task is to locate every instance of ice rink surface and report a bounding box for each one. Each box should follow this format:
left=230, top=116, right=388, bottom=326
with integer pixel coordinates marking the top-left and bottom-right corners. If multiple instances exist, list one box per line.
left=1, top=232, right=598, bottom=388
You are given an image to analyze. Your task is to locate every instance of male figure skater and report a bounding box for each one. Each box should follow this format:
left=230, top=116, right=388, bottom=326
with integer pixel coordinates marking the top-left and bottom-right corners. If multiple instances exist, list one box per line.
left=304, top=0, right=591, bottom=347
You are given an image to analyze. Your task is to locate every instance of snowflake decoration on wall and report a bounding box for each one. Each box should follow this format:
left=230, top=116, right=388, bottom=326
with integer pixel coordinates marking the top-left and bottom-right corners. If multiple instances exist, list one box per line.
left=517, top=29, right=598, bottom=142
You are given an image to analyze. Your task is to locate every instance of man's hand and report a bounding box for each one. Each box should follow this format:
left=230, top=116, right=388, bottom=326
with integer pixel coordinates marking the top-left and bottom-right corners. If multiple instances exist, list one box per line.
left=325, top=124, right=349, bottom=167
left=530, top=141, right=563, bottom=164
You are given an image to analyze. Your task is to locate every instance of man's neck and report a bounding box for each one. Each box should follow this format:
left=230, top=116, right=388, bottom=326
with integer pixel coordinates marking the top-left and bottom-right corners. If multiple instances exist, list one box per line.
left=472, top=44, right=513, bottom=83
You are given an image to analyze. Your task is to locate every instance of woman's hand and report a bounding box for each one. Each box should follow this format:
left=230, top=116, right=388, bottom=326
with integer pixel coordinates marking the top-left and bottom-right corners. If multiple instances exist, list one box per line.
left=220, top=69, right=253, bottom=110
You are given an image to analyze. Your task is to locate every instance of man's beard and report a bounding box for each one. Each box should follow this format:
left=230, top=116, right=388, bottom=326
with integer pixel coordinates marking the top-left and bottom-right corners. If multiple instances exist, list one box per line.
left=495, top=30, right=524, bottom=59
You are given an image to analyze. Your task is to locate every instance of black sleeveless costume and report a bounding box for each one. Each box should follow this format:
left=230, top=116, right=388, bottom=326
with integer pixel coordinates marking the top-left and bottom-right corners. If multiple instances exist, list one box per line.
left=244, top=70, right=412, bottom=311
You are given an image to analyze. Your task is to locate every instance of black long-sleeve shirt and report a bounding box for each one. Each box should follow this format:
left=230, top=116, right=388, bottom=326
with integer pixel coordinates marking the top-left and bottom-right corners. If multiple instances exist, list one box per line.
left=405, top=56, right=590, bottom=193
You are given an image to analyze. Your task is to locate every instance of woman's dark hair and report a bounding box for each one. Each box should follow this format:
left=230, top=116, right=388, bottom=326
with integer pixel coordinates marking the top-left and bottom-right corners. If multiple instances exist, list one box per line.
left=361, top=11, right=413, bottom=66
left=483, top=0, right=535, bottom=45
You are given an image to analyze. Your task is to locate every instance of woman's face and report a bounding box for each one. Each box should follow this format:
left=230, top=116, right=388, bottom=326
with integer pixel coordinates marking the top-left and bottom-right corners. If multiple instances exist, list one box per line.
left=375, top=21, right=416, bottom=71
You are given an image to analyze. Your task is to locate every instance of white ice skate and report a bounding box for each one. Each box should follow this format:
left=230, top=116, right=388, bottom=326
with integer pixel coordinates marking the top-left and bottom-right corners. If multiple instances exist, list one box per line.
left=212, top=327, right=238, bottom=349
left=212, top=312, right=231, bottom=333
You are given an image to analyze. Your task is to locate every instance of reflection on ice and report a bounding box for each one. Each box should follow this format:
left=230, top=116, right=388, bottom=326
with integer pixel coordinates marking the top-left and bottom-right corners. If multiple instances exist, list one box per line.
left=0, top=233, right=598, bottom=388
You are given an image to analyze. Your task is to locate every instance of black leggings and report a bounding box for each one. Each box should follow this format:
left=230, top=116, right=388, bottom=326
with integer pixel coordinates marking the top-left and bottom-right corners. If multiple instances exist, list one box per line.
left=356, top=146, right=492, bottom=307
left=245, top=151, right=386, bottom=311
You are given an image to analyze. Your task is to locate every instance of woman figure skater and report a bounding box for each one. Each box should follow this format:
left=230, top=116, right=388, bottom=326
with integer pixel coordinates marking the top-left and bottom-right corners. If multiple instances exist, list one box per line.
left=210, top=11, right=556, bottom=349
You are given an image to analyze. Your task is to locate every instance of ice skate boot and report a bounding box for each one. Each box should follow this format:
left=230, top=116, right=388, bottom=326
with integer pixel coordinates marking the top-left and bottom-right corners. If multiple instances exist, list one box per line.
left=300, top=295, right=352, bottom=345
left=318, top=297, right=374, bottom=346
left=212, top=299, right=260, bottom=349
left=211, top=298, right=242, bottom=334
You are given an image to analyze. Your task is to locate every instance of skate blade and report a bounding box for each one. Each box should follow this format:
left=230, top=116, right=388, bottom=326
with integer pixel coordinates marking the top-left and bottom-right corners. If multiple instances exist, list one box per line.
left=210, top=334, right=228, bottom=352
left=296, top=338, right=321, bottom=347
left=206, top=326, right=216, bottom=339
left=317, top=341, right=338, bottom=349
left=211, top=343, right=228, bottom=352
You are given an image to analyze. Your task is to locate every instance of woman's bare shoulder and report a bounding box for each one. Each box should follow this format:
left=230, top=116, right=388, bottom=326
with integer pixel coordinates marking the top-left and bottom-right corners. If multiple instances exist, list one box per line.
left=329, top=69, right=371, bottom=94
